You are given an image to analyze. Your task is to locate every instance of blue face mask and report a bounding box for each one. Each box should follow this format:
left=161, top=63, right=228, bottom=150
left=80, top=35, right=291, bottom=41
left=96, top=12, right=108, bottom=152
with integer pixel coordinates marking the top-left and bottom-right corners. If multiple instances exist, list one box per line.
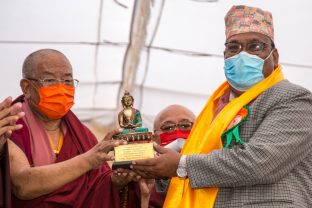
left=224, top=51, right=273, bottom=91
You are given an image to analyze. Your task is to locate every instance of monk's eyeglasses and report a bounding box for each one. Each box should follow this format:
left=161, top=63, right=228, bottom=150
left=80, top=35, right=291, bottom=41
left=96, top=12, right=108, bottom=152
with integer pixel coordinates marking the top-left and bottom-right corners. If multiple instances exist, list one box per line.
left=156, top=121, right=193, bottom=133
left=27, top=78, right=79, bottom=87
left=224, top=41, right=273, bottom=56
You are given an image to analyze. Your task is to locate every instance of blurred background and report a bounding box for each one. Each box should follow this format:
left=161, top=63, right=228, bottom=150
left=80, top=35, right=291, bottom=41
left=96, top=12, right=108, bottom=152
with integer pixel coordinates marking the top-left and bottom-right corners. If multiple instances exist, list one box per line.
left=1, top=0, right=311, bottom=138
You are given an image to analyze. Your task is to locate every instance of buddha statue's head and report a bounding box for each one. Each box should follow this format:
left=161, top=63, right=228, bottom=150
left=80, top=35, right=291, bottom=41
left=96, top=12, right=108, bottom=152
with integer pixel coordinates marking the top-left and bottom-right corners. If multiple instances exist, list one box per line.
left=121, top=91, right=134, bottom=108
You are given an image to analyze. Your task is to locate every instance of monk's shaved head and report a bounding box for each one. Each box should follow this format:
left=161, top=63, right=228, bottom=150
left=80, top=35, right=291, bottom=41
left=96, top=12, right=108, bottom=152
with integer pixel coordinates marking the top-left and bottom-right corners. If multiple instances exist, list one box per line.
left=22, top=49, right=71, bottom=78
left=20, top=49, right=74, bottom=110
left=153, top=105, right=196, bottom=131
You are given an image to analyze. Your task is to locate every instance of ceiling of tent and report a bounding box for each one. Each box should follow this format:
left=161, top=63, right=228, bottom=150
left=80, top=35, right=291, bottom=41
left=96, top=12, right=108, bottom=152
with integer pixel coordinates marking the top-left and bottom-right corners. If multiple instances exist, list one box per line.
left=1, top=0, right=312, bottom=132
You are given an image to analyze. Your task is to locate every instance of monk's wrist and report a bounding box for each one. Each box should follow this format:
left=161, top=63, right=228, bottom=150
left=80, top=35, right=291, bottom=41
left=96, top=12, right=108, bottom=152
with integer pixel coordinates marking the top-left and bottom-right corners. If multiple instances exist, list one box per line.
left=78, top=153, right=94, bottom=171
left=140, top=196, right=150, bottom=208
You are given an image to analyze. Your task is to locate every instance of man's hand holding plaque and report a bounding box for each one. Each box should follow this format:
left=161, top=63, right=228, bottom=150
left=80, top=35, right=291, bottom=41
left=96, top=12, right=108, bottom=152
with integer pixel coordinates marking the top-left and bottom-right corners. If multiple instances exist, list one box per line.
left=112, top=91, right=154, bottom=170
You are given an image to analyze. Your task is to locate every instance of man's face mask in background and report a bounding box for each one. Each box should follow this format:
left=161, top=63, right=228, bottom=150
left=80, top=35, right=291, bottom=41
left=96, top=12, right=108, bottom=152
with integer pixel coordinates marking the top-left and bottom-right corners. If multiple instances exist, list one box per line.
left=159, top=129, right=191, bottom=152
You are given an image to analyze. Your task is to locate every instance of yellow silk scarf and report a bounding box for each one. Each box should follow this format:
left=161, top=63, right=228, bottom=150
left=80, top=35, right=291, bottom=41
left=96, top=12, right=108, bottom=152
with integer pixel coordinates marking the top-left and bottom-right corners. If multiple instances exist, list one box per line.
left=163, top=65, right=284, bottom=208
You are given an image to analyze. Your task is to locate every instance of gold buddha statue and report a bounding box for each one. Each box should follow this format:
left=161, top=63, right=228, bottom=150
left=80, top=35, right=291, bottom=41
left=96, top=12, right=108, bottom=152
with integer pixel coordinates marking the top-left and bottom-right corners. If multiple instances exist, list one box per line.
left=118, top=91, right=148, bottom=134
left=112, top=91, right=153, bottom=170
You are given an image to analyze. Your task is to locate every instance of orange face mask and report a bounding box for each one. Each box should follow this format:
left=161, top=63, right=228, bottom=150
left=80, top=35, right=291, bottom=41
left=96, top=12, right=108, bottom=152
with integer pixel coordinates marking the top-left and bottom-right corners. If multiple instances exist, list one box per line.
left=33, top=84, right=75, bottom=119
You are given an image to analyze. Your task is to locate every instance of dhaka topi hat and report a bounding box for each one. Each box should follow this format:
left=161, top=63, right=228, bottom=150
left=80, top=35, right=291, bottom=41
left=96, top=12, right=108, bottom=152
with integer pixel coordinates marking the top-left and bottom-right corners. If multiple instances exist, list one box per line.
left=225, top=5, right=274, bottom=41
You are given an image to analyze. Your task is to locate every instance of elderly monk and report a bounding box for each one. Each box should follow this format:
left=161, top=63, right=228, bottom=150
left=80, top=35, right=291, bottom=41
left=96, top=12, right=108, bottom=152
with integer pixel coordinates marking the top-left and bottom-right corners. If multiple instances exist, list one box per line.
left=132, top=5, right=312, bottom=207
left=0, top=97, right=25, bottom=208
left=9, top=49, right=135, bottom=208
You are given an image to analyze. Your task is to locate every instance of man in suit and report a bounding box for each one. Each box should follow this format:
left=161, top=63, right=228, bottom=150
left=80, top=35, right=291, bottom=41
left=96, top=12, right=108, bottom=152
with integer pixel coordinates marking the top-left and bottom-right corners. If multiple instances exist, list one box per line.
left=132, top=5, right=312, bottom=207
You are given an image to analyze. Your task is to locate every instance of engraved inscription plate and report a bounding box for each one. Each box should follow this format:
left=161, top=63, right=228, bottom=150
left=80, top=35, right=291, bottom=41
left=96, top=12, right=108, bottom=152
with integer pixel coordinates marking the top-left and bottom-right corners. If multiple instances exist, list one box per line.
left=114, top=143, right=154, bottom=161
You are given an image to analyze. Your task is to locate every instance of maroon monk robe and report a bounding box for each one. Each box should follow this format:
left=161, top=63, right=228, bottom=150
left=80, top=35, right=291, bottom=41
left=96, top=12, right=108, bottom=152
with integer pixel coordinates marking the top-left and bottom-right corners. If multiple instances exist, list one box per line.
left=10, top=96, right=120, bottom=208
left=0, top=142, right=11, bottom=208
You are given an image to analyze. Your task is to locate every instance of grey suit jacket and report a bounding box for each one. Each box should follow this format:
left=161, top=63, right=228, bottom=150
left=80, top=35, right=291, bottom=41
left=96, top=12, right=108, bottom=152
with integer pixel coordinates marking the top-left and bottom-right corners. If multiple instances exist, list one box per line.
left=187, top=80, right=312, bottom=207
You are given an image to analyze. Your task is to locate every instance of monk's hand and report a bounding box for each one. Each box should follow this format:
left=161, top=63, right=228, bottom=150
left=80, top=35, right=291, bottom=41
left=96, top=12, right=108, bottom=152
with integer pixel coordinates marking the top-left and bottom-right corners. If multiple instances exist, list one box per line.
left=138, top=178, right=155, bottom=208
left=131, top=143, right=181, bottom=179
left=85, top=138, right=125, bottom=170
left=111, top=168, right=139, bottom=190
left=139, top=178, right=155, bottom=198
left=102, top=128, right=122, bottom=141
left=0, top=97, right=25, bottom=151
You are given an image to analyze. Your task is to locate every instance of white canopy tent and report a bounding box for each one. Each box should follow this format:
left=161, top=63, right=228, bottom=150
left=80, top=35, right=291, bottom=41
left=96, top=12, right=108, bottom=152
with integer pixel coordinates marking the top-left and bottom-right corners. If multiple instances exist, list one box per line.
left=1, top=0, right=311, bottom=136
